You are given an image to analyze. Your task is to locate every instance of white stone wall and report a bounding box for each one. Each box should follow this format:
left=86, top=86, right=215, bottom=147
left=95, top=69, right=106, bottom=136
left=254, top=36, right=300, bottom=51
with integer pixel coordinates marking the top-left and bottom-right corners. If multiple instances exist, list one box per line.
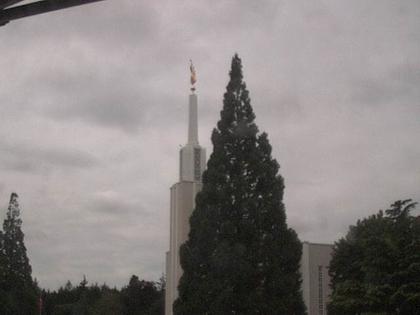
left=300, top=242, right=333, bottom=315
left=165, top=181, right=202, bottom=315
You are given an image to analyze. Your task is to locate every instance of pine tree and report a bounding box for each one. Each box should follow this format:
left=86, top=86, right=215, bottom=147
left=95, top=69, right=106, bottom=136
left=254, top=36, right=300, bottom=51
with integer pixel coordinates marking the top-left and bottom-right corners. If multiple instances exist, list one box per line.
left=174, top=55, right=305, bottom=315
left=0, top=229, right=9, bottom=311
left=0, top=192, right=38, bottom=315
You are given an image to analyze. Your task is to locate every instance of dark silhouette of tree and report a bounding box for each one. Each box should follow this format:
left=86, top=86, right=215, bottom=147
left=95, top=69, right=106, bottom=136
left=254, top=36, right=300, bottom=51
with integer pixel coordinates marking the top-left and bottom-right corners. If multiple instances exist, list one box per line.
left=42, top=275, right=164, bottom=315
left=149, top=275, right=165, bottom=315
left=89, top=287, right=123, bottom=315
left=0, top=192, right=38, bottom=315
left=0, top=228, right=8, bottom=310
left=121, top=275, right=161, bottom=315
left=174, top=54, right=305, bottom=315
left=328, top=199, right=420, bottom=315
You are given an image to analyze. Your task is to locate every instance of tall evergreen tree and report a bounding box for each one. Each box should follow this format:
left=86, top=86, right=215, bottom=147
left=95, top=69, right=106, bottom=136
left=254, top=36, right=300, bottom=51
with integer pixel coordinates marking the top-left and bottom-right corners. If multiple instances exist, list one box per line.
left=0, top=228, right=9, bottom=310
left=0, top=192, right=38, bottom=315
left=174, top=55, right=305, bottom=315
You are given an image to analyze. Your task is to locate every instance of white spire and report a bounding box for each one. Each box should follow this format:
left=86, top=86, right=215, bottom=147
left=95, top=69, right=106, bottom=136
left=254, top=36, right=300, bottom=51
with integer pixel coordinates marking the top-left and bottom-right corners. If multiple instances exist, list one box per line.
left=166, top=68, right=207, bottom=315
left=180, top=92, right=206, bottom=182
left=179, top=61, right=205, bottom=182
left=188, top=93, right=199, bottom=145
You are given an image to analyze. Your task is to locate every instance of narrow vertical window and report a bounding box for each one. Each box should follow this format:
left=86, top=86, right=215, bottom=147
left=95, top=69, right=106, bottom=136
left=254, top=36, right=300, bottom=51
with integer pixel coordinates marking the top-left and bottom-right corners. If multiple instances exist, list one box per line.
left=180, top=150, right=183, bottom=179
left=194, top=148, right=201, bottom=180
left=318, top=265, right=324, bottom=315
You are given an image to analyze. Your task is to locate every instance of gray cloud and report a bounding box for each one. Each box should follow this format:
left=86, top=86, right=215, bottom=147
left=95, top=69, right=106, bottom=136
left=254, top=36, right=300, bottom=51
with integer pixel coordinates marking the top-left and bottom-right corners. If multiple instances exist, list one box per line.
left=353, top=63, right=420, bottom=106
left=0, top=0, right=419, bottom=290
left=86, top=191, right=149, bottom=218
left=47, top=87, right=146, bottom=133
left=0, top=140, right=98, bottom=173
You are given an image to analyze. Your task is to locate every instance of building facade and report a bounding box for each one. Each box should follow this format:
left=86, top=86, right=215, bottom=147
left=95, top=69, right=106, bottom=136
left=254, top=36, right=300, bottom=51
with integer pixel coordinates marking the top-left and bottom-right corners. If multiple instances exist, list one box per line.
left=165, top=92, right=206, bottom=315
left=300, top=242, right=334, bottom=315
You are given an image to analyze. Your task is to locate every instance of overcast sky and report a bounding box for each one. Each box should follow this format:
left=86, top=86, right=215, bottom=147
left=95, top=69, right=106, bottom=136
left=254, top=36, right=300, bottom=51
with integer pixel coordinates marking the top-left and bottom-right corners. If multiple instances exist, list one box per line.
left=0, top=0, right=419, bottom=290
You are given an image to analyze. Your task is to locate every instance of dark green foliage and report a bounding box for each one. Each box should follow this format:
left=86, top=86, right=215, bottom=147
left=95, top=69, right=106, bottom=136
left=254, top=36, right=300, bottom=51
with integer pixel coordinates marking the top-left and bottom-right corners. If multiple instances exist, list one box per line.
left=149, top=275, right=165, bottom=315
left=174, top=55, right=305, bottom=315
left=90, top=289, right=123, bottom=315
left=121, top=275, right=162, bottom=315
left=0, top=192, right=38, bottom=315
left=0, top=229, right=8, bottom=309
left=42, top=275, right=164, bottom=315
left=328, top=199, right=420, bottom=315
left=42, top=278, right=104, bottom=315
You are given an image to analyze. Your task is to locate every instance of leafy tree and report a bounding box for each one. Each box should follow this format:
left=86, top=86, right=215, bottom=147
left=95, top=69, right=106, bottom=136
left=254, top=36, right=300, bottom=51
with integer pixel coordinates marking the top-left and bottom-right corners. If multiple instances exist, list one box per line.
left=42, top=276, right=164, bottom=315
left=0, top=192, right=38, bottom=315
left=174, top=54, right=305, bottom=315
left=149, top=275, right=165, bottom=315
left=89, top=287, right=123, bottom=315
left=328, top=199, right=420, bottom=315
left=121, top=275, right=161, bottom=315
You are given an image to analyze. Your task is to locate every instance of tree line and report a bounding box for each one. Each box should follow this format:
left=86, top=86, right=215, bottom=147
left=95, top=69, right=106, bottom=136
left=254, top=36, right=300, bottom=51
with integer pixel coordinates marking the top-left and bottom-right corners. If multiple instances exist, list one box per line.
left=40, top=274, right=164, bottom=315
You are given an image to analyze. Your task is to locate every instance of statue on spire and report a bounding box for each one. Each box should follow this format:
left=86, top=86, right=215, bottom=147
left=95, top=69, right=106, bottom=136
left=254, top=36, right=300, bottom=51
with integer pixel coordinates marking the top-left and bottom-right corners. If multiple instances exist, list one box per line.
left=190, top=60, right=197, bottom=92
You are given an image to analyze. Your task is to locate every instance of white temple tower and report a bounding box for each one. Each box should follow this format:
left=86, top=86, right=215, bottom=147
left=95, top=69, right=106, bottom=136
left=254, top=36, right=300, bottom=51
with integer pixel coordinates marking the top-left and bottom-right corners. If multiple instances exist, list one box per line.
left=300, top=242, right=333, bottom=315
left=165, top=69, right=206, bottom=315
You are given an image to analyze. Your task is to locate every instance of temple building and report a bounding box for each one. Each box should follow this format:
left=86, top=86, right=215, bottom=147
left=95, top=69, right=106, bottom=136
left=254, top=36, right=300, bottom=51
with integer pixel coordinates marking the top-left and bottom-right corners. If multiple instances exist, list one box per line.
left=165, top=66, right=206, bottom=315
left=300, top=242, right=334, bottom=315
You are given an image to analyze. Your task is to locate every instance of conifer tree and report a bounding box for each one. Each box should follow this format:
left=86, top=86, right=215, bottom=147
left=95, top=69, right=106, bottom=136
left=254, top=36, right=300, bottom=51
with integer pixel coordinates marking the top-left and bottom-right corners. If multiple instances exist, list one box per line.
left=174, top=55, right=305, bottom=315
left=0, top=229, right=8, bottom=310
left=0, top=192, right=37, bottom=315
